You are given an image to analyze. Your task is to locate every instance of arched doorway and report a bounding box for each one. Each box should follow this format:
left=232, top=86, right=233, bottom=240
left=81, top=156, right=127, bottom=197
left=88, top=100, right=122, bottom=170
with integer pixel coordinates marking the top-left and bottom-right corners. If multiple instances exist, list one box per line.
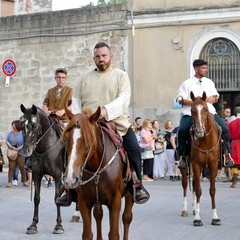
left=200, top=38, right=240, bottom=116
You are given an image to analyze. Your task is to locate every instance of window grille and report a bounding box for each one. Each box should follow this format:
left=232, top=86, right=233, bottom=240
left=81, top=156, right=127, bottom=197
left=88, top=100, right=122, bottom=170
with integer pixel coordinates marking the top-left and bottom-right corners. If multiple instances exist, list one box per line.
left=200, top=38, right=240, bottom=91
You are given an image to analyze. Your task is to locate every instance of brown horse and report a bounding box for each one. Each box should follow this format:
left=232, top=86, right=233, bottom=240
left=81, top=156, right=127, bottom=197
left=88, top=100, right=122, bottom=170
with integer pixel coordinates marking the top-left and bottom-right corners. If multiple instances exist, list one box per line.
left=62, top=107, right=134, bottom=240
left=180, top=91, right=221, bottom=226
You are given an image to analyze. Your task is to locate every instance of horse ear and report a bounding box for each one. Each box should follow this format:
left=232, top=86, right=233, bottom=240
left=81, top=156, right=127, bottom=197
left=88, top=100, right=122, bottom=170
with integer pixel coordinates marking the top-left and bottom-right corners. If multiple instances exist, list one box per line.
left=32, top=105, right=38, bottom=114
left=65, top=107, right=74, bottom=120
left=20, top=104, right=26, bottom=113
left=202, top=91, right=207, bottom=101
left=190, top=91, right=195, bottom=101
left=89, top=106, right=101, bottom=124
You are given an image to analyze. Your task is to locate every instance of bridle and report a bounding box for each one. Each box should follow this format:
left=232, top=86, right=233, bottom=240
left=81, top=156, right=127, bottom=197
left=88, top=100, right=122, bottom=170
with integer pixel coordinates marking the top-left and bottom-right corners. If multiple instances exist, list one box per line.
left=191, top=107, right=222, bottom=164
left=73, top=124, right=121, bottom=186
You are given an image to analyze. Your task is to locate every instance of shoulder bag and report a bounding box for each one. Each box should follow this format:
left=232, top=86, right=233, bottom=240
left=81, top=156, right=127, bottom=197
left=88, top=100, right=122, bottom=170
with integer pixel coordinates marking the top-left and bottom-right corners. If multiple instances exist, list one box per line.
left=7, top=131, right=18, bottom=161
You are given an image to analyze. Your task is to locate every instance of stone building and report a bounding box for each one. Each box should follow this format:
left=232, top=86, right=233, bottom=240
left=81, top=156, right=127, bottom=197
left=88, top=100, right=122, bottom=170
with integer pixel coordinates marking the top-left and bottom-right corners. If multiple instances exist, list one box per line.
left=0, top=0, right=240, bottom=139
left=0, top=0, right=51, bottom=16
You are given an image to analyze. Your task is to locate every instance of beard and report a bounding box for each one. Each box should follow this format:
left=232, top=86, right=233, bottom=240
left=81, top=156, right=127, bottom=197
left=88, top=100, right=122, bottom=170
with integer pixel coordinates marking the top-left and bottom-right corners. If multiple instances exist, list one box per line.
left=96, top=61, right=111, bottom=71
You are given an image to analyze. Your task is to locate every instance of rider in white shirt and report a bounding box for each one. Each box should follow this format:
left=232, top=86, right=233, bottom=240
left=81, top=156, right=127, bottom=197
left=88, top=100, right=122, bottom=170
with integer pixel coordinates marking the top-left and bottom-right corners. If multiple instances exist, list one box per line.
left=176, top=59, right=234, bottom=169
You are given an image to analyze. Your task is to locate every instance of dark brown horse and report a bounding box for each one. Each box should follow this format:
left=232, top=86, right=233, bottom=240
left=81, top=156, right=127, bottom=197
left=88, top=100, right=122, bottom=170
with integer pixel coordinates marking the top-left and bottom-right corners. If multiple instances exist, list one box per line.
left=20, top=104, right=65, bottom=234
left=180, top=92, right=221, bottom=226
left=62, top=107, right=134, bottom=240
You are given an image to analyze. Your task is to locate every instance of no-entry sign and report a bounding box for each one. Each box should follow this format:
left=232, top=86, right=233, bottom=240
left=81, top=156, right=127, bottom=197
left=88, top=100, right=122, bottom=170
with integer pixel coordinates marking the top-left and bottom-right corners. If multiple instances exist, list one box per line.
left=2, top=59, right=16, bottom=77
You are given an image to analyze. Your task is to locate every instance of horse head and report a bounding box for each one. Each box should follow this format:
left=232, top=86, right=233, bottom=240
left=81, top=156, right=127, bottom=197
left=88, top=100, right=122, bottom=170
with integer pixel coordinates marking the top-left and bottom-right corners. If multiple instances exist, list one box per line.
left=190, top=91, right=208, bottom=138
left=20, top=104, right=43, bottom=157
left=62, top=106, right=101, bottom=189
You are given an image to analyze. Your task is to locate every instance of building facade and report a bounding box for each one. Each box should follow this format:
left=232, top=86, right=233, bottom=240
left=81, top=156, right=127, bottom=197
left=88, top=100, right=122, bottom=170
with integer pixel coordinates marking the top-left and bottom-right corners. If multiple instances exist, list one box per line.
left=0, top=0, right=240, bottom=138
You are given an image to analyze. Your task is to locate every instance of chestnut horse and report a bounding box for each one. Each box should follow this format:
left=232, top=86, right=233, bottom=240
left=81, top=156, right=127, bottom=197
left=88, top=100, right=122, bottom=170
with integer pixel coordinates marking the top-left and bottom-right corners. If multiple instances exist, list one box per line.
left=180, top=92, right=221, bottom=226
left=62, top=107, right=134, bottom=240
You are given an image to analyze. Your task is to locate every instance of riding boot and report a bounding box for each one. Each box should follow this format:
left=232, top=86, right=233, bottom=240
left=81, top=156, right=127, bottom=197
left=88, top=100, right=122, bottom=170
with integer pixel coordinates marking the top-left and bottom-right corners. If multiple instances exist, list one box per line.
left=178, top=156, right=187, bottom=169
left=224, top=153, right=235, bottom=167
left=131, top=171, right=150, bottom=204
left=230, top=173, right=238, bottom=188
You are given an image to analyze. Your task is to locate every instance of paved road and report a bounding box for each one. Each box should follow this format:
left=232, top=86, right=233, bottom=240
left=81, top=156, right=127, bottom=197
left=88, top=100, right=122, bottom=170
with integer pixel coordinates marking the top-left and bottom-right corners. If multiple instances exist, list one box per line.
left=0, top=166, right=239, bottom=240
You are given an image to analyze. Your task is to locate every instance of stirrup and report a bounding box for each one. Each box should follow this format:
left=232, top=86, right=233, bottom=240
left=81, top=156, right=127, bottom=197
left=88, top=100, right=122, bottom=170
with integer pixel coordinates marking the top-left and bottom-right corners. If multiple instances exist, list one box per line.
left=56, top=187, right=72, bottom=207
left=132, top=183, right=150, bottom=204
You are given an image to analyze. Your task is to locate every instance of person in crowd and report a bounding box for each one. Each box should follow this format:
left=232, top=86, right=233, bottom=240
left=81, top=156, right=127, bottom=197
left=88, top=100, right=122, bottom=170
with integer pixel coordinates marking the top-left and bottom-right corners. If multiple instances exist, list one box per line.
left=152, top=120, right=165, bottom=179
left=164, top=120, right=177, bottom=181
left=12, top=163, right=19, bottom=186
left=223, top=107, right=231, bottom=125
left=170, top=126, right=181, bottom=180
left=135, top=117, right=143, bottom=146
left=57, top=42, right=149, bottom=205
left=176, top=59, right=234, bottom=169
left=228, top=108, right=240, bottom=188
left=0, top=135, right=5, bottom=176
left=219, top=107, right=232, bottom=180
left=6, top=120, right=29, bottom=188
left=141, top=119, right=156, bottom=181
left=135, top=117, right=142, bottom=132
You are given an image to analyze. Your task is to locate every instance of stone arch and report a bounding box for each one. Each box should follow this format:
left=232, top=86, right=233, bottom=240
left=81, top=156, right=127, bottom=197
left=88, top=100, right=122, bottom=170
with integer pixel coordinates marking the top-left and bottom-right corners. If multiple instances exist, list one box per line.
left=189, top=29, right=240, bottom=77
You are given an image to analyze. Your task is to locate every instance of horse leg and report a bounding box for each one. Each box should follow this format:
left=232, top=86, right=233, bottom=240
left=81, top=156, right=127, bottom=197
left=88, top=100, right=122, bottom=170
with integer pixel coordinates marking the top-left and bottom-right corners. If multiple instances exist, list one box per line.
left=209, top=165, right=221, bottom=226
left=180, top=168, right=188, bottom=217
left=93, top=205, right=103, bottom=240
left=122, top=193, right=134, bottom=240
left=192, top=178, right=196, bottom=215
left=26, top=176, right=41, bottom=234
left=192, top=166, right=203, bottom=226
left=53, top=177, right=64, bottom=234
left=108, top=194, right=122, bottom=240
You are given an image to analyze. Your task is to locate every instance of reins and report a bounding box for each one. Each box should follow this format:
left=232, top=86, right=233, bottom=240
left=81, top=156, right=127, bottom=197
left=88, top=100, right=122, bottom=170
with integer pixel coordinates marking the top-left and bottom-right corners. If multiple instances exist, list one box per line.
left=79, top=126, right=121, bottom=186
left=191, top=113, right=221, bottom=166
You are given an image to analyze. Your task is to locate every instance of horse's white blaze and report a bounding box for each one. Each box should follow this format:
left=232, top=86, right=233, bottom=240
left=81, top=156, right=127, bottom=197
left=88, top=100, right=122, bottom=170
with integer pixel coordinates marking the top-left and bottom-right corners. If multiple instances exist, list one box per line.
left=196, top=104, right=203, bottom=129
left=212, top=208, right=219, bottom=219
left=24, top=120, right=29, bottom=134
left=194, top=203, right=201, bottom=220
left=65, top=128, right=80, bottom=186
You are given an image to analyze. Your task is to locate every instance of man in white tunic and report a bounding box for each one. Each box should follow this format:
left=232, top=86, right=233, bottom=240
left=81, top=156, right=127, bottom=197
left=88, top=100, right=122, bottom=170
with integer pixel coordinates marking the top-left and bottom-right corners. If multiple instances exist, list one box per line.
left=58, top=42, right=148, bottom=204
left=176, top=59, right=234, bottom=169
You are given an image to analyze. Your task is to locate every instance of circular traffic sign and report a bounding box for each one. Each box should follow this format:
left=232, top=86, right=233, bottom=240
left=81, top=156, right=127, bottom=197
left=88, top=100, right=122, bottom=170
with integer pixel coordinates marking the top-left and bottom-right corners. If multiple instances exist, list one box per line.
left=2, top=59, right=16, bottom=77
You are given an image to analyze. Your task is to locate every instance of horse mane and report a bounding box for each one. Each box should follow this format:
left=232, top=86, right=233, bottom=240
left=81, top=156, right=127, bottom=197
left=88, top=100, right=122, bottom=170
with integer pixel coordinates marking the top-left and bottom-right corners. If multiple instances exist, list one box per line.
left=36, top=107, right=62, bottom=138
left=62, top=112, right=99, bottom=151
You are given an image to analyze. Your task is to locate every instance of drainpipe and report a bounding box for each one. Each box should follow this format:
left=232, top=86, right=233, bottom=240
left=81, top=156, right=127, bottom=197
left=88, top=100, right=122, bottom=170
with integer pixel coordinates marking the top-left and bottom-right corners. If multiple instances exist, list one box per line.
left=130, top=0, right=135, bottom=121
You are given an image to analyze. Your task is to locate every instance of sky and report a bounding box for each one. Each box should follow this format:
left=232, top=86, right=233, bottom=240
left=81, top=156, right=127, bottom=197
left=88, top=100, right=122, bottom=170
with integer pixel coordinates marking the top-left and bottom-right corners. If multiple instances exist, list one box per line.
left=52, top=0, right=99, bottom=11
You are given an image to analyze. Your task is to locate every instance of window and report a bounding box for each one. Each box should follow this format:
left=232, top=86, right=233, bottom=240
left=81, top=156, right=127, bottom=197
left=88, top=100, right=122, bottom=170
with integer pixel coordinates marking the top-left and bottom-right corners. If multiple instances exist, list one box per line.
left=200, top=38, right=240, bottom=117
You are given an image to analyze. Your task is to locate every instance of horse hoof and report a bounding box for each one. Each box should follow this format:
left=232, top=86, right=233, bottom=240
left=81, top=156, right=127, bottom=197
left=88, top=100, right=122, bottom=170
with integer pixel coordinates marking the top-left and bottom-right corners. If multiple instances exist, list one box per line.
left=53, top=226, right=64, bottom=234
left=181, top=210, right=188, bottom=217
left=71, top=215, right=81, bottom=222
left=193, top=219, right=203, bottom=226
left=211, top=218, right=221, bottom=226
left=26, top=227, right=38, bottom=234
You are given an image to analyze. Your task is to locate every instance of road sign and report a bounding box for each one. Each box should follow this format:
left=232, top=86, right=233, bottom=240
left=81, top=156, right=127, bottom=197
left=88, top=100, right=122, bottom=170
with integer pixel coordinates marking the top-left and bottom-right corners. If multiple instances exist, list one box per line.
left=2, top=59, right=16, bottom=77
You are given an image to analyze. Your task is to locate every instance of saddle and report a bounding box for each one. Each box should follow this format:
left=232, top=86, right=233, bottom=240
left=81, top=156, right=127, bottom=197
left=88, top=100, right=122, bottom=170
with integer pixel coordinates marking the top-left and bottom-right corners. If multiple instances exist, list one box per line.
left=49, top=112, right=65, bottom=131
left=98, top=119, right=132, bottom=182
left=98, top=119, right=126, bottom=162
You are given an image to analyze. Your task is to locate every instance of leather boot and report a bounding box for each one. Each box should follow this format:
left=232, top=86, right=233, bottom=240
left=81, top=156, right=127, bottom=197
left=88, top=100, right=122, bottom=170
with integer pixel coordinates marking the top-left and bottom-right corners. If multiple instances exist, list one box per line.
left=230, top=173, right=238, bottom=188
left=178, top=156, right=187, bottom=169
